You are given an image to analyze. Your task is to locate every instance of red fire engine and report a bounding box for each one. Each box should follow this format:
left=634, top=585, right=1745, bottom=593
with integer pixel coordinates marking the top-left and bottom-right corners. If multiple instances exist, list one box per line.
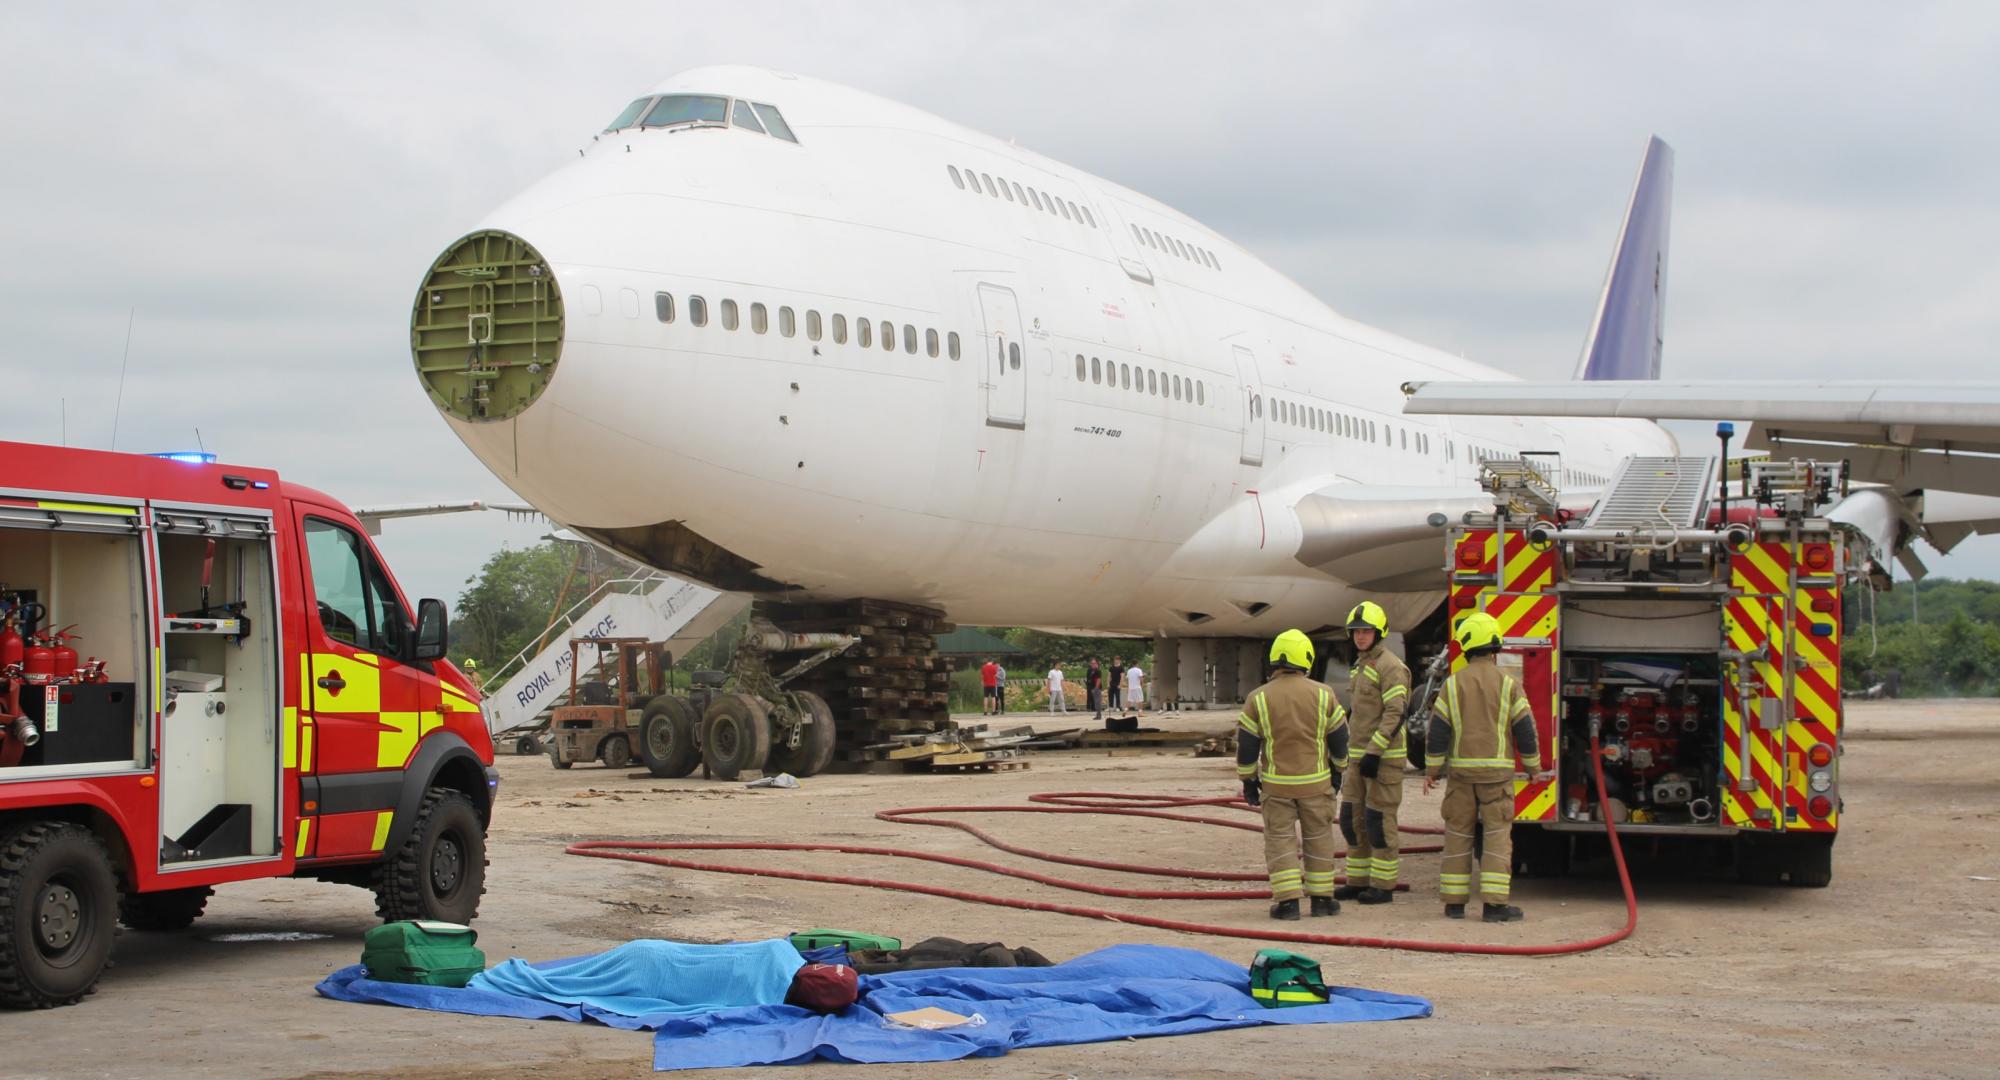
left=0, top=441, right=495, bottom=1008
left=1434, top=451, right=1852, bottom=887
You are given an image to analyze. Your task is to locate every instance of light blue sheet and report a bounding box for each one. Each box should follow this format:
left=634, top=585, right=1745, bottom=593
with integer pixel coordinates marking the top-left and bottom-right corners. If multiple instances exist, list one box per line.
left=467, top=939, right=805, bottom=1018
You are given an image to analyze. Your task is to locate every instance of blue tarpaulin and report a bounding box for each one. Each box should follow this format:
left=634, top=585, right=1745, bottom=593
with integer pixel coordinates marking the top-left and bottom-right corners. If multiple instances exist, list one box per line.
left=316, top=941, right=1431, bottom=1070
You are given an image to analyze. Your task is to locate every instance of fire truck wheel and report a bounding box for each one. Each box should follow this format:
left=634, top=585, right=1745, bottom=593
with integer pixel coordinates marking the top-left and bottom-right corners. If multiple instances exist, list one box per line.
left=0, top=821, right=119, bottom=1009
left=373, top=789, right=488, bottom=925
left=768, top=692, right=837, bottom=778
left=118, top=886, right=213, bottom=931
left=599, top=734, right=633, bottom=769
left=639, top=696, right=701, bottom=778
left=701, top=694, right=772, bottom=781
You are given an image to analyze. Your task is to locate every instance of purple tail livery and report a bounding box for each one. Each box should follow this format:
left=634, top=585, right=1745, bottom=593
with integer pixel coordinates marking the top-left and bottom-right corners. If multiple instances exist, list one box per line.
left=1576, top=136, right=1673, bottom=381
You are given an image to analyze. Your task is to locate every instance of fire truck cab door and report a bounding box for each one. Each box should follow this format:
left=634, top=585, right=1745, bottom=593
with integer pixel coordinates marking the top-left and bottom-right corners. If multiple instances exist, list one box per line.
left=294, top=507, right=440, bottom=860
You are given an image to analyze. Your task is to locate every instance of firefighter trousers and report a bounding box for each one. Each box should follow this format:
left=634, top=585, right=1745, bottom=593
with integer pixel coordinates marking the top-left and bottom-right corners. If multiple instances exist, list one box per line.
left=1338, top=758, right=1404, bottom=889
left=1261, top=792, right=1339, bottom=901
left=1440, top=779, right=1514, bottom=904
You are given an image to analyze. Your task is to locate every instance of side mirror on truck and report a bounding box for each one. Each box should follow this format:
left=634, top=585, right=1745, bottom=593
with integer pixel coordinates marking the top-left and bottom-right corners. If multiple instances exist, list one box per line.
left=413, top=598, right=448, bottom=662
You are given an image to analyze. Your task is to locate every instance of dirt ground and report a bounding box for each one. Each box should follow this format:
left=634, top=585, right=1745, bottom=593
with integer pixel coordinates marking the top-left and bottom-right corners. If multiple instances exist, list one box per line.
left=10, top=699, right=1998, bottom=1079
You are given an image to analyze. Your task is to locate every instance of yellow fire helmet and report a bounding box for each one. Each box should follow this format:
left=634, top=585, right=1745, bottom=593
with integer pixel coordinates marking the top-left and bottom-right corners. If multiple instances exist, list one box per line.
left=1269, top=628, right=1316, bottom=671
left=1345, top=601, right=1388, bottom=634
left=1454, top=612, right=1504, bottom=655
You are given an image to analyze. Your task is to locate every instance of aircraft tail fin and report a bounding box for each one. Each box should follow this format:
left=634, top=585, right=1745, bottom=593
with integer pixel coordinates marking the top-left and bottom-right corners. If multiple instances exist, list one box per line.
left=1574, top=136, right=1674, bottom=381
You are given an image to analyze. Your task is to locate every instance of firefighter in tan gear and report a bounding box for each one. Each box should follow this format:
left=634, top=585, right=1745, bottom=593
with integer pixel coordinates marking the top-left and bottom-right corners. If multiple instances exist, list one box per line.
left=1333, top=601, right=1411, bottom=905
left=1424, top=612, right=1540, bottom=922
left=1237, top=629, right=1351, bottom=921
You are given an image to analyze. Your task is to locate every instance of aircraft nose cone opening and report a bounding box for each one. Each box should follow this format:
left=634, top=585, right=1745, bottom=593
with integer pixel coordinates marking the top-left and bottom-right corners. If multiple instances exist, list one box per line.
left=411, top=229, right=564, bottom=422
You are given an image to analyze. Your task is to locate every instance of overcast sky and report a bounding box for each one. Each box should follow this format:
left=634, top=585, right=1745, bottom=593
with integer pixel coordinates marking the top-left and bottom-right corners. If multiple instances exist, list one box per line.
left=5, top=2, right=1997, bottom=610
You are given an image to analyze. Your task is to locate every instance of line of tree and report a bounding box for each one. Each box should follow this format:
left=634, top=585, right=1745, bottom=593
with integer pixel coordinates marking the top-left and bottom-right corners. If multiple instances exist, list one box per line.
left=1842, top=578, right=2000, bottom=697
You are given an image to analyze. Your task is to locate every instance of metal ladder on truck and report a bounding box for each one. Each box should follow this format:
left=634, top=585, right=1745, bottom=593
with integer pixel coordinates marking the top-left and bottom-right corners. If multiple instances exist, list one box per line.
left=480, top=570, right=748, bottom=747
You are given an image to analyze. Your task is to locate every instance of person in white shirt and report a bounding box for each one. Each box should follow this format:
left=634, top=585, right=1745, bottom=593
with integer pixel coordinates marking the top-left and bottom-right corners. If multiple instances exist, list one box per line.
left=995, top=664, right=1008, bottom=713
left=1046, top=665, right=1067, bottom=713
left=1125, top=664, right=1146, bottom=713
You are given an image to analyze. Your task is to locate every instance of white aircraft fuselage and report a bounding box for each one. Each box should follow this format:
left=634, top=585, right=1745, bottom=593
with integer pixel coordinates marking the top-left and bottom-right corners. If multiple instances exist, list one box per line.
left=415, top=66, right=1674, bottom=636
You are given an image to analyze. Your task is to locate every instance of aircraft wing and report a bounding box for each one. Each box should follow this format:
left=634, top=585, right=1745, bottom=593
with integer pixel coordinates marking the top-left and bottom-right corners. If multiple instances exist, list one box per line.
left=1401, top=378, right=2000, bottom=496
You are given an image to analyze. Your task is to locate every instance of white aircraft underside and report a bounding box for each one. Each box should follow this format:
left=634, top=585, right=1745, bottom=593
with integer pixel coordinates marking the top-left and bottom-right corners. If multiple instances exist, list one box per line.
left=417, top=66, right=1674, bottom=636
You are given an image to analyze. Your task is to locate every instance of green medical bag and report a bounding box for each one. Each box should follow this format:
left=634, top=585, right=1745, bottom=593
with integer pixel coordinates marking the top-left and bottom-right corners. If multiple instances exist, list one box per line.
left=789, top=928, right=903, bottom=953
left=361, top=920, right=487, bottom=988
left=1249, top=948, right=1330, bottom=1008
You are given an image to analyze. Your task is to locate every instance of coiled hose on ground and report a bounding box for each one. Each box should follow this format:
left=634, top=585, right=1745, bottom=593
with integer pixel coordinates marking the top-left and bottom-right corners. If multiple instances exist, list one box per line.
left=567, top=732, right=1637, bottom=956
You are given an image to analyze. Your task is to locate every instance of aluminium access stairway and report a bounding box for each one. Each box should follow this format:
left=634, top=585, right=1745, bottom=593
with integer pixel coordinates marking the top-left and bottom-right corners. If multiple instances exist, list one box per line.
left=479, top=572, right=748, bottom=736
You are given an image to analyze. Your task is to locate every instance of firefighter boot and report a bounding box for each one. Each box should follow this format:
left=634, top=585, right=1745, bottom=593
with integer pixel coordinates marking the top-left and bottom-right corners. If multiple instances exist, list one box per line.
left=1270, top=899, right=1301, bottom=921
left=1333, top=884, right=1366, bottom=900
left=1309, top=896, right=1340, bottom=918
left=1482, top=903, right=1524, bottom=923
left=1358, top=886, right=1394, bottom=904
left=1443, top=903, right=1466, bottom=920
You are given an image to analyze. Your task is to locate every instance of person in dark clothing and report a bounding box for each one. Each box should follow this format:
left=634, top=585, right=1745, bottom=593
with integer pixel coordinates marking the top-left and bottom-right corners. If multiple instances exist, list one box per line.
left=1086, top=658, right=1104, bottom=718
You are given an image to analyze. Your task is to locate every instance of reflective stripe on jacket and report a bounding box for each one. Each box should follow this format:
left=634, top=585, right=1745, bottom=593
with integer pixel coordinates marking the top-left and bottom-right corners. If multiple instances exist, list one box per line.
left=1425, top=655, right=1538, bottom=783
left=1236, top=671, right=1349, bottom=797
left=1346, top=644, right=1412, bottom=761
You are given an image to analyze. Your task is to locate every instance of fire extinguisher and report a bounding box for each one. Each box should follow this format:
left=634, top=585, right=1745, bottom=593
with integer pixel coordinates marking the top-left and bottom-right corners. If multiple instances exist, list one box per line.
left=24, top=632, right=55, bottom=684
left=0, top=613, right=22, bottom=670
left=50, top=626, right=80, bottom=682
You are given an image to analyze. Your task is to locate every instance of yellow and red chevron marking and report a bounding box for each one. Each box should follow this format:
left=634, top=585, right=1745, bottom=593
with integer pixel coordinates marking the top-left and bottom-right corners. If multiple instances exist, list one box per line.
left=1453, top=530, right=1497, bottom=577
left=1784, top=580, right=1842, bottom=831
left=1485, top=591, right=1559, bottom=641
left=1513, top=777, right=1556, bottom=822
left=1499, top=535, right=1556, bottom=595
left=1721, top=592, right=1782, bottom=830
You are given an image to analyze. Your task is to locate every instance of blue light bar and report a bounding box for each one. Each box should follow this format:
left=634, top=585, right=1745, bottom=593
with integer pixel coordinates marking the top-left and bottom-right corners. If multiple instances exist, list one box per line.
left=152, top=451, right=217, bottom=465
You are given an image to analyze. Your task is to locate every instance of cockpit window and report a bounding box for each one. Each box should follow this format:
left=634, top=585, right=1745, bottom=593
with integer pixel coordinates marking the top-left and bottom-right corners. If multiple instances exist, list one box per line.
left=606, top=94, right=798, bottom=143
left=606, top=97, right=654, bottom=132
left=751, top=103, right=797, bottom=143
left=642, top=94, right=729, bottom=128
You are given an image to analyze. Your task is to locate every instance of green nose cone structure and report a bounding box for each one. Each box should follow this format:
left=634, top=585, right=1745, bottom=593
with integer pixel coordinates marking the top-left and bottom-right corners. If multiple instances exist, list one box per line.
left=411, top=230, right=564, bottom=422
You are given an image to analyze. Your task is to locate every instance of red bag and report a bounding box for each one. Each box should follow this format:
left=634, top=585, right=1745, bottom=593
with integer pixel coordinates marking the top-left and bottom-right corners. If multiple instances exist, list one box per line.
left=785, top=962, right=858, bottom=1014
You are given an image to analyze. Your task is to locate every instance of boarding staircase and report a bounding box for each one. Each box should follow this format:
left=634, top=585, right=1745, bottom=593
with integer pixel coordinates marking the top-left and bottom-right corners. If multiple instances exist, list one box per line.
left=478, top=570, right=748, bottom=737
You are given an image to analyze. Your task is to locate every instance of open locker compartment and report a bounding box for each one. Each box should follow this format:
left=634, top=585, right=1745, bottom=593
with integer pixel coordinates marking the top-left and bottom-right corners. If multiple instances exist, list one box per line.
left=152, top=503, right=283, bottom=866
left=0, top=498, right=149, bottom=774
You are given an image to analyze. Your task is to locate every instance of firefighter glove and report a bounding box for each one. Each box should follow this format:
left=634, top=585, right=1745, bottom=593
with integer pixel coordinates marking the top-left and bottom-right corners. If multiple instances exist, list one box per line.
left=1241, top=777, right=1262, bottom=808
left=1358, top=753, right=1382, bottom=780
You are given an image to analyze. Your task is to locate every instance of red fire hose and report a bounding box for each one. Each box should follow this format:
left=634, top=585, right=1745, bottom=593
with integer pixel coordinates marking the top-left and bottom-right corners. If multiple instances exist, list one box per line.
left=567, top=734, right=1637, bottom=956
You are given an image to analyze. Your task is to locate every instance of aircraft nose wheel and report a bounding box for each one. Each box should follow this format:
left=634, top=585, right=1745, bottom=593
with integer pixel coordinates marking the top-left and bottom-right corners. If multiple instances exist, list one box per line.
left=36, top=883, right=83, bottom=955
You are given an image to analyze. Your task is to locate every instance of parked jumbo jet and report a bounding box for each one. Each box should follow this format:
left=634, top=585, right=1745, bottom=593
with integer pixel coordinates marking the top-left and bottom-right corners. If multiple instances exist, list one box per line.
left=411, top=65, right=1678, bottom=653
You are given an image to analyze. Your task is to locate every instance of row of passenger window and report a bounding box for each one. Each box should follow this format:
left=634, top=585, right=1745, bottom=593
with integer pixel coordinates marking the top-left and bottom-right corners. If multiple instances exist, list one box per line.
left=947, top=166, right=1095, bottom=230
left=654, top=292, right=962, bottom=359
left=1131, top=224, right=1220, bottom=271
left=1073, top=353, right=1208, bottom=405
left=1267, top=396, right=1436, bottom=455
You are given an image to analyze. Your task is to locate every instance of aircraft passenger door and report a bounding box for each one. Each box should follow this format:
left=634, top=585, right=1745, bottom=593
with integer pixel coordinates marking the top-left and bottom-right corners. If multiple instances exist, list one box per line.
left=978, top=283, right=1027, bottom=429
left=1232, top=345, right=1266, bottom=467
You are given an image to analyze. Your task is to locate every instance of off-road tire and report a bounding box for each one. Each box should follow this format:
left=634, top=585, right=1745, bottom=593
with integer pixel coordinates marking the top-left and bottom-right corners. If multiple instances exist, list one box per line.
left=118, top=886, right=213, bottom=931
left=701, top=694, right=772, bottom=781
left=639, top=696, right=701, bottom=779
left=598, top=734, right=633, bottom=769
left=549, top=746, right=573, bottom=770
left=514, top=734, right=541, bottom=756
left=0, top=822, right=120, bottom=1009
left=768, top=692, right=837, bottom=778
left=372, top=789, right=488, bottom=924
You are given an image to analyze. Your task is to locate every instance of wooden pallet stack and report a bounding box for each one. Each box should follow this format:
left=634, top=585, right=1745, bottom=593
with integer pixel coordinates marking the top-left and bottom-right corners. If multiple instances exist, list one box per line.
left=862, top=724, right=1037, bottom=773
left=755, top=597, right=957, bottom=759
